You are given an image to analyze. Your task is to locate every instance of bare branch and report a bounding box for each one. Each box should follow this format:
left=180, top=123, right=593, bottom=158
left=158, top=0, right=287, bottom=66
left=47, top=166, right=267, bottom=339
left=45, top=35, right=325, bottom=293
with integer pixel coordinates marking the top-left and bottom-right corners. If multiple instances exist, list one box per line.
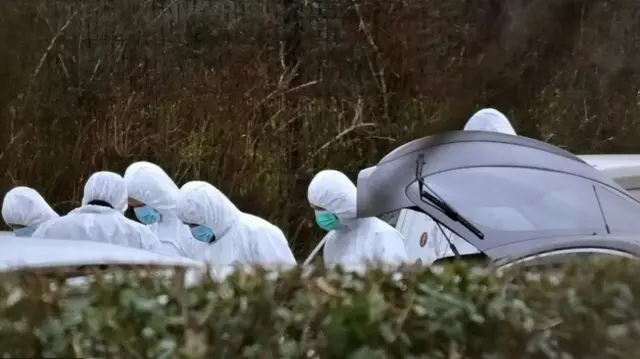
left=30, top=8, right=80, bottom=87
left=351, top=0, right=390, bottom=120
left=301, top=97, right=372, bottom=170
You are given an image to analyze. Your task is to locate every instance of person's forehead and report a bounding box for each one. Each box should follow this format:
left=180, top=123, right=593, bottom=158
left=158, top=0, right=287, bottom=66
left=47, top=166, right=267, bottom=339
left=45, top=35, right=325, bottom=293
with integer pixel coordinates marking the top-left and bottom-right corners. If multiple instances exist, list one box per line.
left=128, top=197, right=145, bottom=207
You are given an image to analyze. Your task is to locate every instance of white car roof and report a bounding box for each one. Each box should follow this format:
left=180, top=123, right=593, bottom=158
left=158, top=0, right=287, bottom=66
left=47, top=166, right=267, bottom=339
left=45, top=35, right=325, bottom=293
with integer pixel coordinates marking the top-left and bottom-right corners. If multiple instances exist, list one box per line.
left=578, top=154, right=640, bottom=170
left=0, top=234, right=203, bottom=272
left=578, top=155, right=640, bottom=192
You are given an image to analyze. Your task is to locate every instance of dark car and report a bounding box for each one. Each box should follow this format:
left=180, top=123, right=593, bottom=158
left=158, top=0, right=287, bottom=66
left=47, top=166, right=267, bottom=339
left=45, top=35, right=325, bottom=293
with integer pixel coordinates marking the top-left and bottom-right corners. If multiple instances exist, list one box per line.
left=356, top=130, right=640, bottom=268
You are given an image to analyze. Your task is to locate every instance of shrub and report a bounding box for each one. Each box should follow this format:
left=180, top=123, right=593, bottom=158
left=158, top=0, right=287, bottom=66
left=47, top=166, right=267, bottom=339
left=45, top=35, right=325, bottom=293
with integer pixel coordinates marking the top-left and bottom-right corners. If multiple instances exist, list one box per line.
left=0, top=259, right=638, bottom=358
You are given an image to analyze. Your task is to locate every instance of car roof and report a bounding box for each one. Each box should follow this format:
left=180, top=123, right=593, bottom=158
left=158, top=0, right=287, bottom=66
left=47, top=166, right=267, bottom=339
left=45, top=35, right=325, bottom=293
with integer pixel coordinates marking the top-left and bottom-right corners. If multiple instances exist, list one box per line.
left=0, top=235, right=203, bottom=272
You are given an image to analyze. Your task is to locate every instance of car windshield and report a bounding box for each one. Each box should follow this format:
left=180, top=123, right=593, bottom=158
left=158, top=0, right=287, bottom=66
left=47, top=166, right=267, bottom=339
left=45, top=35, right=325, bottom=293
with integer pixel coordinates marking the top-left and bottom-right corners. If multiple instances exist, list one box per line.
left=423, top=167, right=608, bottom=239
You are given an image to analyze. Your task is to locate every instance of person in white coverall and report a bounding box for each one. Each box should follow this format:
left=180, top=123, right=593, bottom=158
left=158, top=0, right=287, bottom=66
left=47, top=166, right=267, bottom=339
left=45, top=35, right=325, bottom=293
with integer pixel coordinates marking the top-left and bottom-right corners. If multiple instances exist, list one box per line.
left=429, top=107, right=520, bottom=260
left=308, top=170, right=408, bottom=271
left=32, top=171, right=161, bottom=251
left=2, top=186, right=59, bottom=237
left=124, top=161, right=206, bottom=258
left=176, top=181, right=297, bottom=268
left=463, top=108, right=517, bottom=135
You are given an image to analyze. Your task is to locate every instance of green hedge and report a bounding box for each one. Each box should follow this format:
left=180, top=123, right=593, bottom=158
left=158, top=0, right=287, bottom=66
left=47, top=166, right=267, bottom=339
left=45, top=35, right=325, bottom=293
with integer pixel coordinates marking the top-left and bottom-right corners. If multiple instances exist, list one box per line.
left=0, top=260, right=638, bottom=358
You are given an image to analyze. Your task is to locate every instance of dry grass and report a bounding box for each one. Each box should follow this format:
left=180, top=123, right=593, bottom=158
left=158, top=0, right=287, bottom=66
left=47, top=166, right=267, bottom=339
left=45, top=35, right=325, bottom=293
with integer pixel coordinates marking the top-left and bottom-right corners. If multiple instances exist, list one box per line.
left=1, top=0, right=640, bottom=257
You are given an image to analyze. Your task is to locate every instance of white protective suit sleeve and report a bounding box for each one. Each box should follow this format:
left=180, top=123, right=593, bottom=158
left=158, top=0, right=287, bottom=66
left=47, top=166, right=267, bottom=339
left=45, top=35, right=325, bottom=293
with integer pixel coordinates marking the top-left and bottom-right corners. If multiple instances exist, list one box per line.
left=177, top=181, right=296, bottom=267
left=463, top=108, right=517, bottom=135
left=2, top=186, right=59, bottom=228
left=33, top=171, right=162, bottom=252
left=371, top=226, right=410, bottom=268
left=308, top=170, right=409, bottom=271
left=124, top=163, right=207, bottom=258
left=243, top=213, right=297, bottom=267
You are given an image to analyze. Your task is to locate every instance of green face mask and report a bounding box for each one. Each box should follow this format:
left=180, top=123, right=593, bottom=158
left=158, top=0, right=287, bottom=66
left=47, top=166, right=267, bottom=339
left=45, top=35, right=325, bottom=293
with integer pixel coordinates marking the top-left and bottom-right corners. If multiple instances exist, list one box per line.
left=315, top=210, right=341, bottom=231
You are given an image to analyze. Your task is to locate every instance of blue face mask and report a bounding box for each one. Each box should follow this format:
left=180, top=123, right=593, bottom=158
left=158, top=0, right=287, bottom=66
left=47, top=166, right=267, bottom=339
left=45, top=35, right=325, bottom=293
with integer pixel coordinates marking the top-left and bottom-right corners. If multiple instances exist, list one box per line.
left=315, top=210, right=341, bottom=231
left=134, top=205, right=161, bottom=225
left=14, top=227, right=35, bottom=238
left=190, top=225, right=216, bottom=243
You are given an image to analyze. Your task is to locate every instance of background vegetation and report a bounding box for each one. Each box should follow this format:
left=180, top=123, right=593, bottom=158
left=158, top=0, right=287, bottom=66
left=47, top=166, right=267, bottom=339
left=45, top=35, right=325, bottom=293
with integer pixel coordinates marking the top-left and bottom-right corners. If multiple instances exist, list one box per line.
left=0, top=260, right=638, bottom=358
left=2, top=0, right=640, bottom=257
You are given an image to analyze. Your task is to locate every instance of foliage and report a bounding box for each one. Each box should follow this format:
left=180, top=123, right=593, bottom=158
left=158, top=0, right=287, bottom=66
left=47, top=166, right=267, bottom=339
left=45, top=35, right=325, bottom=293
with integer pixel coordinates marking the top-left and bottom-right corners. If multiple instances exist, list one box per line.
left=0, top=259, right=638, bottom=358
left=2, top=0, right=640, bottom=256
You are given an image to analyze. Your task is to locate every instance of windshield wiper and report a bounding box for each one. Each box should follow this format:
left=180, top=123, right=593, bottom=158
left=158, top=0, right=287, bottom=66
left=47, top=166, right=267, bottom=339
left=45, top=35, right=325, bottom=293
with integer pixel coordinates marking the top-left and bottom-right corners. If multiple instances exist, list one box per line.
left=415, top=154, right=485, bottom=239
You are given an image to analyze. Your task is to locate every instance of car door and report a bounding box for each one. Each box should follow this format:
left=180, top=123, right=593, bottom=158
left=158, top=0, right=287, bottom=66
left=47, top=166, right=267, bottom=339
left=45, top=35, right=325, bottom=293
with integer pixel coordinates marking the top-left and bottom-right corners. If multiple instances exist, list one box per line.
left=394, top=208, right=438, bottom=265
left=392, top=208, right=484, bottom=265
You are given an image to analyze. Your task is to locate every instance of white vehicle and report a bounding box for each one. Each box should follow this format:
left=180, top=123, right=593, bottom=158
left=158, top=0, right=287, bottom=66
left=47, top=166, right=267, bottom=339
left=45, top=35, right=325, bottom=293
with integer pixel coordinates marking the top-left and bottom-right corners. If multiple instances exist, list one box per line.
left=0, top=236, right=208, bottom=288
left=578, top=154, right=640, bottom=200
left=578, top=154, right=640, bottom=171
left=0, top=236, right=203, bottom=273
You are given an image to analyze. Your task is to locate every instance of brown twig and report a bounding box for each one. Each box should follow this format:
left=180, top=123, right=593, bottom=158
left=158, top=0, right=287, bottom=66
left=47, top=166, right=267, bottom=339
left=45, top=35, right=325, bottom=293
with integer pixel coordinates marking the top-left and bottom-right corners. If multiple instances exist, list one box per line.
left=30, top=8, right=80, bottom=90
left=351, top=0, right=390, bottom=120
left=300, top=96, right=373, bottom=170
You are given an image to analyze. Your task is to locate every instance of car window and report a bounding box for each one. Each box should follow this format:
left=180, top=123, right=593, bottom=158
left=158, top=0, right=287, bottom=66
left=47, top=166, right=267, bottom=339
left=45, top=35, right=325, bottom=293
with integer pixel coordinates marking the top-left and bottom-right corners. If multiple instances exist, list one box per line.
left=424, top=167, right=607, bottom=233
left=594, top=186, right=640, bottom=234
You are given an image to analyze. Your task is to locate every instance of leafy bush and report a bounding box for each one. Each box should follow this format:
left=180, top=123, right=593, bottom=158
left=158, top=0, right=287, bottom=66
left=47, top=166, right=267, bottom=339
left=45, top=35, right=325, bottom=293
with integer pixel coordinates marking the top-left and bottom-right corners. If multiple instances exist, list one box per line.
left=0, top=260, right=638, bottom=358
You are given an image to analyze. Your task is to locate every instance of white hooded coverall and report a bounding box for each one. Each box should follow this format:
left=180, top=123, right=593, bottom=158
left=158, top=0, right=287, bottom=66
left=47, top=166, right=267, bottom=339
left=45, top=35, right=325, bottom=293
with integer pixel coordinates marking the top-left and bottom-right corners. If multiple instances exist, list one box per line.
left=124, top=162, right=207, bottom=258
left=2, top=186, right=59, bottom=231
left=176, top=181, right=297, bottom=269
left=32, top=171, right=161, bottom=251
left=308, top=170, right=409, bottom=271
left=463, top=108, right=517, bottom=135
